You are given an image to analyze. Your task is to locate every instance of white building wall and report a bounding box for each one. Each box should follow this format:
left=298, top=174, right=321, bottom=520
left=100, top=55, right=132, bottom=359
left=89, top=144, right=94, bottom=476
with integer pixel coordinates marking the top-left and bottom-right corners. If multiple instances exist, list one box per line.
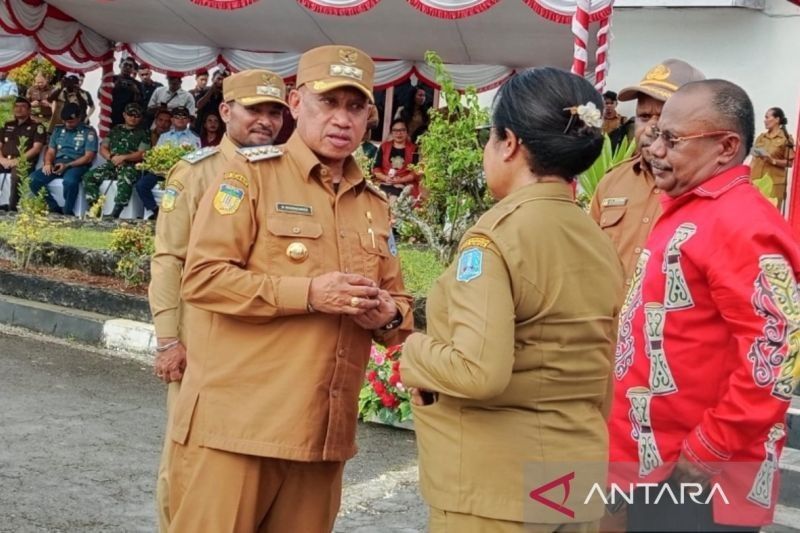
left=605, top=0, right=800, bottom=133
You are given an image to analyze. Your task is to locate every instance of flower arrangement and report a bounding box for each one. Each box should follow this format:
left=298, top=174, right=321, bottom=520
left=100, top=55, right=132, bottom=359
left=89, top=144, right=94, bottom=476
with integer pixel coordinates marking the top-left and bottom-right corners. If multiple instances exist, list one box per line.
left=358, top=343, right=412, bottom=426
left=136, top=143, right=195, bottom=177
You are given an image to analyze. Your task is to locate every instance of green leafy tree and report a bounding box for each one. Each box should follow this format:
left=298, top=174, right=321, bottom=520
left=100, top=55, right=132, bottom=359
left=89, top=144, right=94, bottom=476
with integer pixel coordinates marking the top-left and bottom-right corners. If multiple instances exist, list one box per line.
left=577, top=134, right=637, bottom=210
left=393, top=51, right=491, bottom=265
left=9, top=57, right=55, bottom=92
left=110, top=223, right=155, bottom=287
left=8, top=137, right=51, bottom=269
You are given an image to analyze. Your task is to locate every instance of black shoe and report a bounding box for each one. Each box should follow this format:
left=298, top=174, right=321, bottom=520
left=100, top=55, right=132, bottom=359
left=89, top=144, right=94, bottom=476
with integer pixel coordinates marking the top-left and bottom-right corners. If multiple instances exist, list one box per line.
left=0, top=205, right=8, bottom=212
left=148, top=207, right=159, bottom=221
left=49, top=205, right=63, bottom=215
left=111, top=205, right=124, bottom=218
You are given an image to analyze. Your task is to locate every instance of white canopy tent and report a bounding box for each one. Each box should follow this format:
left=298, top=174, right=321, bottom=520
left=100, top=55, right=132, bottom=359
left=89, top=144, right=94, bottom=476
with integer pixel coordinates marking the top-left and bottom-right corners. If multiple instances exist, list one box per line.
left=0, top=0, right=615, bottom=137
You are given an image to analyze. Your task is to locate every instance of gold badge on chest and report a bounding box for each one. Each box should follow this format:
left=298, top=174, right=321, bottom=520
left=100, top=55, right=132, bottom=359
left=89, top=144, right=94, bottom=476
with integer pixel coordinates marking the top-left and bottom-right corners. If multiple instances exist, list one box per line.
left=286, top=242, right=309, bottom=262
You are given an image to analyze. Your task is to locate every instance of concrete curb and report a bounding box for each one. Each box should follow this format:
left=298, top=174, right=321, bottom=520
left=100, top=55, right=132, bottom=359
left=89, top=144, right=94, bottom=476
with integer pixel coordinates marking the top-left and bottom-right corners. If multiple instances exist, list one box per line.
left=0, top=294, right=154, bottom=354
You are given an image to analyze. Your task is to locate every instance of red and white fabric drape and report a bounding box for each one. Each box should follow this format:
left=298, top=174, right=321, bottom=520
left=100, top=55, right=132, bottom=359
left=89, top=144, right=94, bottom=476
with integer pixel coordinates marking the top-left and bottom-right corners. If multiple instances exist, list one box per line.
left=194, top=0, right=614, bottom=22
left=97, top=53, right=114, bottom=139
left=0, top=0, right=112, bottom=71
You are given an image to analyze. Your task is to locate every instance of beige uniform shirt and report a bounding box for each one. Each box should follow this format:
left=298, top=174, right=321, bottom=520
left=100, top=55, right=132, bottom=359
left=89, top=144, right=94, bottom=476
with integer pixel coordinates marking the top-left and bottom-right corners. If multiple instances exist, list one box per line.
left=400, top=182, right=623, bottom=523
left=750, top=129, right=795, bottom=185
left=590, top=155, right=662, bottom=284
left=149, top=135, right=239, bottom=339
left=173, top=132, right=413, bottom=462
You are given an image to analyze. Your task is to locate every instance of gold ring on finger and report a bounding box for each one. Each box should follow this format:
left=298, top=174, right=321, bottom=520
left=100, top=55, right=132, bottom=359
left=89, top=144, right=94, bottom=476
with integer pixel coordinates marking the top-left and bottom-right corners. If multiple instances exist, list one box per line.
left=350, top=296, right=360, bottom=307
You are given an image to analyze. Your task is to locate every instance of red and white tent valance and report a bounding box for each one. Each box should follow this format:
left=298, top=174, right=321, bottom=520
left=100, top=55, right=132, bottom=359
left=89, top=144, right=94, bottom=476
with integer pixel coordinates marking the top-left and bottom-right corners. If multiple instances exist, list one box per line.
left=0, top=0, right=112, bottom=70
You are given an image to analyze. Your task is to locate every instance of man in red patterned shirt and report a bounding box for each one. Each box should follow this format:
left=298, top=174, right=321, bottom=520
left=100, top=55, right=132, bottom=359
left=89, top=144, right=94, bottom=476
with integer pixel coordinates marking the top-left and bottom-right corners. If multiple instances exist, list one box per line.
left=607, top=79, right=800, bottom=531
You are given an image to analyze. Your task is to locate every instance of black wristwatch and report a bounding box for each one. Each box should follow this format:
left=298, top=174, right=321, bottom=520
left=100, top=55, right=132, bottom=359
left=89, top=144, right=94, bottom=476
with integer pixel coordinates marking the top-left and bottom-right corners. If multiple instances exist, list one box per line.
left=380, top=310, right=404, bottom=331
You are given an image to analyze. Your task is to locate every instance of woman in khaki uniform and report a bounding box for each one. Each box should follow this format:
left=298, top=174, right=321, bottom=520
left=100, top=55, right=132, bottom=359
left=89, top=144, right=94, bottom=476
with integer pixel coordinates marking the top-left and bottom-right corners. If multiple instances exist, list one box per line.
left=400, top=68, right=624, bottom=532
left=750, top=107, right=795, bottom=211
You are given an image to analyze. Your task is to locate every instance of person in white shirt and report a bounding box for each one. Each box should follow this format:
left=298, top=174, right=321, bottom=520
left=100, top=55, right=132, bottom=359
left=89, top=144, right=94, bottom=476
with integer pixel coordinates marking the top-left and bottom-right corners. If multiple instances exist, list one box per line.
left=147, top=73, right=196, bottom=118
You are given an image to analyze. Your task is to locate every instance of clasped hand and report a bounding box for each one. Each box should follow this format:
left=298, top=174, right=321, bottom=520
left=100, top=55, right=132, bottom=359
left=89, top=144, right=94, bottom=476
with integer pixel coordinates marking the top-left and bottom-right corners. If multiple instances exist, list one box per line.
left=308, top=272, right=397, bottom=330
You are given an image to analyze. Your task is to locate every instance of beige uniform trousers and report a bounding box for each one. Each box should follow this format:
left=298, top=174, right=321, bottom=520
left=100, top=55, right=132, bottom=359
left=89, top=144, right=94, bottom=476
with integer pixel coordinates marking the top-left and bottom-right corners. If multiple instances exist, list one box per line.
left=429, top=507, right=599, bottom=533
left=166, top=426, right=345, bottom=533
left=157, top=380, right=181, bottom=532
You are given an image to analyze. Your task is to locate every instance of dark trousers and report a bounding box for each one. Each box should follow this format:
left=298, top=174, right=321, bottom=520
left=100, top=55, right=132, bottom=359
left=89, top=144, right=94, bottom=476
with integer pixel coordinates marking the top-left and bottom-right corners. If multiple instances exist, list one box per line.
left=626, top=481, right=759, bottom=533
left=29, top=165, right=89, bottom=215
left=135, top=172, right=162, bottom=211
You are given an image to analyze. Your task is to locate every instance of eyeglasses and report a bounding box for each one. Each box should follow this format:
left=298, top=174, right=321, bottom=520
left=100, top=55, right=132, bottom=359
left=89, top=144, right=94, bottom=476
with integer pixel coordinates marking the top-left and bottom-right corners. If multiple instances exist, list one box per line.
left=650, top=126, right=737, bottom=150
left=391, top=128, right=407, bottom=133
left=476, top=125, right=492, bottom=148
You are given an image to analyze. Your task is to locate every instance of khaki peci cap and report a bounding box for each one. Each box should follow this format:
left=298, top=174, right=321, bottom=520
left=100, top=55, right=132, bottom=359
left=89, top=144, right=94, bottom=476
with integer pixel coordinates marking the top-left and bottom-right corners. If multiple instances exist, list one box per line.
left=618, top=59, right=705, bottom=102
left=296, top=45, right=375, bottom=103
left=223, top=69, right=288, bottom=108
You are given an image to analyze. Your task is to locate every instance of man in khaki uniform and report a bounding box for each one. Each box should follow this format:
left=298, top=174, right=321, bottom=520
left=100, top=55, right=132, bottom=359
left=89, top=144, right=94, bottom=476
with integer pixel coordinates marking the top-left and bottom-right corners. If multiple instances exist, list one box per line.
left=167, top=45, right=413, bottom=531
left=148, top=68, right=288, bottom=532
left=590, top=59, right=705, bottom=283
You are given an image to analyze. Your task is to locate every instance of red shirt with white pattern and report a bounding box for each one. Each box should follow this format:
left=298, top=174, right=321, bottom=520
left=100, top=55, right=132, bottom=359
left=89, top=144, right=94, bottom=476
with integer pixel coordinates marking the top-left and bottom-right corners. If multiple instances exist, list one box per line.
left=608, top=164, right=800, bottom=526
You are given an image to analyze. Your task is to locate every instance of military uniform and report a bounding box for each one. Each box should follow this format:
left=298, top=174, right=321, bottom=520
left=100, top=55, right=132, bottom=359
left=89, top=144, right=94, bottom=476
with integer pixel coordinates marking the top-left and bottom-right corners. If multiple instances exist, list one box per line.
left=0, top=116, right=47, bottom=210
left=166, top=47, right=413, bottom=532
left=29, top=116, right=98, bottom=215
left=400, top=182, right=623, bottom=532
left=83, top=124, right=149, bottom=209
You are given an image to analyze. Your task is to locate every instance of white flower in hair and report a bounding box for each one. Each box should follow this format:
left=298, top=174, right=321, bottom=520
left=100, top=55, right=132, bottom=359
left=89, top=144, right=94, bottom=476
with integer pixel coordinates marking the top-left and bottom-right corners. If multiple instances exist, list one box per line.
left=576, top=102, right=603, bottom=129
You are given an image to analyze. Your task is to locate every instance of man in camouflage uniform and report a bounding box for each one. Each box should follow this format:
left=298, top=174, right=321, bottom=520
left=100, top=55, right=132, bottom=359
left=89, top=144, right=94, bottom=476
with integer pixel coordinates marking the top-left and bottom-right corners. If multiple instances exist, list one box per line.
left=84, top=102, right=150, bottom=218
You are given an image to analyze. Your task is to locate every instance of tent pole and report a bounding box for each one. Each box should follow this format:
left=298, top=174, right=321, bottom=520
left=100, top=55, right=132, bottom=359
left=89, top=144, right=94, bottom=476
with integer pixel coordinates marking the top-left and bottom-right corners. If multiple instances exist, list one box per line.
left=382, top=85, right=394, bottom=141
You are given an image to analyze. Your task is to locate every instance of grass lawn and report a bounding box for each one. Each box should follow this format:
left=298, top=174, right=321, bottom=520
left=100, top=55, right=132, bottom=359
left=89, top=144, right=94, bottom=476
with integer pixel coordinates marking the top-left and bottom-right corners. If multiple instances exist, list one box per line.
left=0, top=221, right=445, bottom=296
left=398, top=244, right=444, bottom=297
left=0, top=221, right=115, bottom=250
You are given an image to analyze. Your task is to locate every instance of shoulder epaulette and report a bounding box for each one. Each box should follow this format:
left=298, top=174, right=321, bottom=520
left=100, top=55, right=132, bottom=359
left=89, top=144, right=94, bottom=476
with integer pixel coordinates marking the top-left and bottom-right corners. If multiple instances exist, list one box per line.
left=181, top=145, right=219, bottom=164
left=237, top=145, right=283, bottom=162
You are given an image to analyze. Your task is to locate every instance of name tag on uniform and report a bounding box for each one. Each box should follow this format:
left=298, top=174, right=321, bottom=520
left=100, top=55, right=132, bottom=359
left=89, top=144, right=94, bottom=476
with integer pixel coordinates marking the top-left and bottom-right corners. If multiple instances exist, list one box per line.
left=276, top=203, right=313, bottom=216
left=602, top=197, right=628, bottom=207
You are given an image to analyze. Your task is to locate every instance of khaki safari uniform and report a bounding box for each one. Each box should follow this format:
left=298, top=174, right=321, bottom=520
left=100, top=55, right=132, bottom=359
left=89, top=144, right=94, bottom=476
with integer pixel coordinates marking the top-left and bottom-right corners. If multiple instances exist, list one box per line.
left=590, top=155, right=662, bottom=284
left=150, top=68, right=293, bottom=533
left=401, top=182, right=623, bottom=532
left=750, top=129, right=795, bottom=203
left=1, top=117, right=47, bottom=210
left=167, top=131, right=413, bottom=531
left=83, top=124, right=150, bottom=210
left=148, top=135, right=238, bottom=532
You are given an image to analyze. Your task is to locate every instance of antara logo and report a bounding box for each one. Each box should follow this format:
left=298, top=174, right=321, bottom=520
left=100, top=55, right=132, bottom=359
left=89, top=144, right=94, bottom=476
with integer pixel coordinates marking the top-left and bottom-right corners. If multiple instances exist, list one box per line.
left=586, top=482, right=730, bottom=506
left=529, top=472, right=575, bottom=518
left=529, top=474, right=731, bottom=519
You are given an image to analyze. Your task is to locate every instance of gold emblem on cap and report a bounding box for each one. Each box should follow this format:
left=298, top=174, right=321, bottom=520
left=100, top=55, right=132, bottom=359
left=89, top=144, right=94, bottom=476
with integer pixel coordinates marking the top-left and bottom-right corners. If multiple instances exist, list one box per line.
left=286, top=242, right=309, bottom=262
left=339, top=49, right=358, bottom=65
left=645, top=64, right=671, bottom=82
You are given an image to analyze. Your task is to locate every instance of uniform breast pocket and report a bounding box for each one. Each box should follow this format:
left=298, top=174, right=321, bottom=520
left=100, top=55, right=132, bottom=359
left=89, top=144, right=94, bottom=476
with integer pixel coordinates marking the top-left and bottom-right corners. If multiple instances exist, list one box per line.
left=358, top=231, right=390, bottom=283
left=599, top=206, right=626, bottom=229
left=266, top=217, right=324, bottom=276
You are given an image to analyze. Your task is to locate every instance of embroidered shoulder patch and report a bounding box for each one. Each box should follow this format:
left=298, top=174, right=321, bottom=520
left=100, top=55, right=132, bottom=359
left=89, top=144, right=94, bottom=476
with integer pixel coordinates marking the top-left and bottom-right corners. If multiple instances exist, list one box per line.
left=224, top=171, right=248, bottom=188
left=182, top=146, right=219, bottom=164
left=460, top=236, right=491, bottom=250
left=213, top=183, right=245, bottom=215
left=161, top=185, right=180, bottom=212
left=456, top=248, right=483, bottom=283
left=237, top=145, right=283, bottom=162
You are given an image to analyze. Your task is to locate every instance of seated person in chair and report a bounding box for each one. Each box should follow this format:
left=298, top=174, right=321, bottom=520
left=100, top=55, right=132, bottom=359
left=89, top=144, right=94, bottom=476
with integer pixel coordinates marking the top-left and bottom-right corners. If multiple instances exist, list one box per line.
left=1, top=96, right=47, bottom=211
left=30, top=103, right=97, bottom=216
left=136, top=106, right=200, bottom=219
left=84, top=102, right=150, bottom=218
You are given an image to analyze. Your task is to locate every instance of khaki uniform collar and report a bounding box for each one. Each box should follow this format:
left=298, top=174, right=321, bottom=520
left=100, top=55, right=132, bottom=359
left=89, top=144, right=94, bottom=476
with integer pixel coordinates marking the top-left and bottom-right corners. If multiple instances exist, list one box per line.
left=285, top=131, right=366, bottom=193
left=497, top=180, right=574, bottom=207
left=219, top=133, right=239, bottom=158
